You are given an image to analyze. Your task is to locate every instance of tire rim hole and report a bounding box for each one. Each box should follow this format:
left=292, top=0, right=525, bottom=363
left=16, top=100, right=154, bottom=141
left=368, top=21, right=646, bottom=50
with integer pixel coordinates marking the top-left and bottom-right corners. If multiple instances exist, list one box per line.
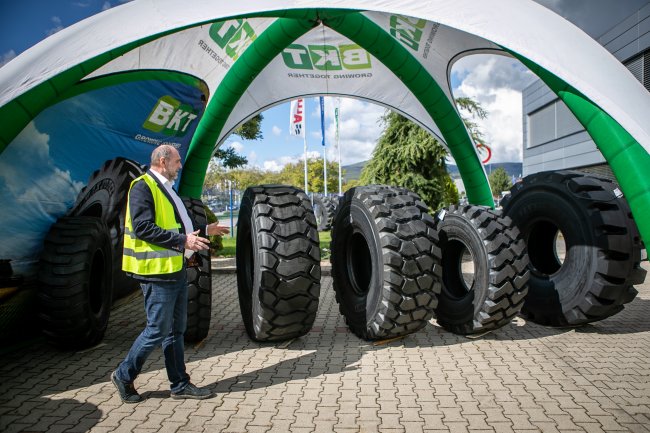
left=89, top=248, right=105, bottom=315
left=527, top=220, right=565, bottom=275
left=442, top=239, right=475, bottom=297
left=347, top=231, right=372, bottom=296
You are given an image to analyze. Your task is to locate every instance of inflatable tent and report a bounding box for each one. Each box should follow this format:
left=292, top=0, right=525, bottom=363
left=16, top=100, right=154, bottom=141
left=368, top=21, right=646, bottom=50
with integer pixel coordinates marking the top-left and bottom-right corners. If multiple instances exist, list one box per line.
left=1, top=0, right=649, bottom=277
left=0, top=0, right=649, bottom=346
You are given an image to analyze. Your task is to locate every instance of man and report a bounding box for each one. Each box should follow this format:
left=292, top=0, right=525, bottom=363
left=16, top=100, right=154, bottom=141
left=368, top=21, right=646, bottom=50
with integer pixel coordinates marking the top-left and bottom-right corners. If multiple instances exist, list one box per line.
left=111, top=144, right=229, bottom=403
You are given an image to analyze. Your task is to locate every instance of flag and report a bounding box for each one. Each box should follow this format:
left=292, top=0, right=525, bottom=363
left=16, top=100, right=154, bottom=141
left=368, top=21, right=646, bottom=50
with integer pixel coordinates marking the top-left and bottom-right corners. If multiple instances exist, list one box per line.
left=319, top=96, right=326, bottom=146
left=289, top=99, right=305, bottom=137
left=334, top=97, right=340, bottom=149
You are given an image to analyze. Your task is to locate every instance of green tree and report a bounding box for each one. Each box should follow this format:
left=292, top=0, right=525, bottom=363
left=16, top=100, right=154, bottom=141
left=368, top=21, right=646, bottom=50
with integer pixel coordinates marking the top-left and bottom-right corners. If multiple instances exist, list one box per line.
left=488, top=167, right=512, bottom=196
left=278, top=157, right=342, bottom=193
left=211, top=114, right=264, bottom=169
left=359, top=111, right=458, bottom=211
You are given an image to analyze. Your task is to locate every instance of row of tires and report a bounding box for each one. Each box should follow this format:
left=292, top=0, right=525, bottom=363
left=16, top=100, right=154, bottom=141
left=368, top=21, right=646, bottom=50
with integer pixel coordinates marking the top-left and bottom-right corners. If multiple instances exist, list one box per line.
left=235, top=170, right=646, bottom=343
left=35, top=158, right=646, bottom=349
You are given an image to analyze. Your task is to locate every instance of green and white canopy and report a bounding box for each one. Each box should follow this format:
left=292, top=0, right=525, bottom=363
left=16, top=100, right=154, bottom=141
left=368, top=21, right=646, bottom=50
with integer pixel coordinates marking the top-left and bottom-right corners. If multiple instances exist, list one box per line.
left=1, top=0, right=649, bottom=275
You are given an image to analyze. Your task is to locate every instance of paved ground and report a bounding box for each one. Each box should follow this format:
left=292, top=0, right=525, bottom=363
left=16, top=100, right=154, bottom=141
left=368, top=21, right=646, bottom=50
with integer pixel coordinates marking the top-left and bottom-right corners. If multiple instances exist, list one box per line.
left=1, top=262, right=649, bottom=433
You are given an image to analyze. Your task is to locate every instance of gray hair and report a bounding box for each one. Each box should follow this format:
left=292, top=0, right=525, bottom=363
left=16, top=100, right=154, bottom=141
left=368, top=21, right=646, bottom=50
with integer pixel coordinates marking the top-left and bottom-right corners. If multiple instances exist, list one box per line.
left=150, top=145, right=175, bottom=167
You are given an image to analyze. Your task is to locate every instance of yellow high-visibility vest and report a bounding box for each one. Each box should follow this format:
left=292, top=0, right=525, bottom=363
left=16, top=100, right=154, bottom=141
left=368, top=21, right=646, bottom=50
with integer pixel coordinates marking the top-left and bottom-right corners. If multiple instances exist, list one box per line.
left=122, top=173, right=184, bottom=275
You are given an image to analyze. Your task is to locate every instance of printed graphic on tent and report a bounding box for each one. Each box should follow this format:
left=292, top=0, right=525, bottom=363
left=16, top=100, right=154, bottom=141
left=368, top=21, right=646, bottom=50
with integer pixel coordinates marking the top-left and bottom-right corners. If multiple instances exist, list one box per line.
left=0, top=74, right=205, bottom=276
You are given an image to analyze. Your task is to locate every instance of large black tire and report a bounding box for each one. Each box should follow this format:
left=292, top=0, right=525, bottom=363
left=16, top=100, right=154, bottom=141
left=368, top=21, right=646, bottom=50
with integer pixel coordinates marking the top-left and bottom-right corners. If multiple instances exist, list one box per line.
left=434, top=205, right=529, bottom=335
left=37, top=217, right=113, bottom=349
left=181, top=197, right=212, bottom=343
left=501, top=170, right=646, bottom=326
left=70, top=157, right=146, bottom=298
left=313, top=195, right=338, bottom=231
left=236, top=185, right=320, bottom=342
left=330, top=185, right=442, bottom=340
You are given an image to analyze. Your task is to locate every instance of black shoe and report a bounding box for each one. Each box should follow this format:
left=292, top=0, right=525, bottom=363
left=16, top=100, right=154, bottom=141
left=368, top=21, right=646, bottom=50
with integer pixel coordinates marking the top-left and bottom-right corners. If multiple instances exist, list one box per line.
left=171, top=383, right=214, bottom=400
left=111, top=371, right=142, bottom=404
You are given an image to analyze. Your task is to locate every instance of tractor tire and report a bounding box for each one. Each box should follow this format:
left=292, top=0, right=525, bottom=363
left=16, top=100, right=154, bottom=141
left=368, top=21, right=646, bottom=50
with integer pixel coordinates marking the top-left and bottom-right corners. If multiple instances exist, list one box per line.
left=330, top=185, right=442, bottom=340
left=37, top=217, right=113, bottom=349
left=236, top=185, right=320, bottom=342
left=70, top=157, right=146, bottom=298
left=434, top=205, right=529, bottom=335
left=501, top=170, right=646, bottom=326
left=322, top=195, right=339, bottom=229
left=181, top=197, right=212, bottom=343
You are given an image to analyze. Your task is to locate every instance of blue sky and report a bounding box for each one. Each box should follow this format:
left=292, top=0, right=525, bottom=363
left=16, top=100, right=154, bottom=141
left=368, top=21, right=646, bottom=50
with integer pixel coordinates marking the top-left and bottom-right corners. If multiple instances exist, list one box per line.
left=2, top=0, right=648, bottom=170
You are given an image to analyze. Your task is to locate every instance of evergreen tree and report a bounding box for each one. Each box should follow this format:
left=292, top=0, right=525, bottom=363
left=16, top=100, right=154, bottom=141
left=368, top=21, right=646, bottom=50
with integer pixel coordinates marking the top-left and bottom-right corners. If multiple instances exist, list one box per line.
left=488, top=167, right=512, bottom=196
left=359, top=111, right=458, bottom=211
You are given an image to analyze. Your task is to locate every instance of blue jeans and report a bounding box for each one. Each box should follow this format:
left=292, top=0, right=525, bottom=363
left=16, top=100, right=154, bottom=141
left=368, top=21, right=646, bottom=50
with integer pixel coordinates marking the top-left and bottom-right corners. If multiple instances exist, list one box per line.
left=116, top=273, right=190, bottom=394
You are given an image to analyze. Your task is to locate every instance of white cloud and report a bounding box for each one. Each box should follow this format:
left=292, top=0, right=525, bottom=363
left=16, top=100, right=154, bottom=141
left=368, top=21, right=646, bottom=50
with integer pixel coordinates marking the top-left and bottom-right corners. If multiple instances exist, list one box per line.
left=0, top=123, right=84, bottom=276
left=228, top=141, right=244, bottom=153
left=320, top=98, right=385, bottom=165
left=0, top=50, right=16, bottom=68
left=46, top=16, right=64, bottom=36
left=272, top=125, right=282, bottom=136
left=258, top=150, right=321, bottom=172
left=247, top=150, right=258, bottom=165
left=452, top=55, right=536, bottom=163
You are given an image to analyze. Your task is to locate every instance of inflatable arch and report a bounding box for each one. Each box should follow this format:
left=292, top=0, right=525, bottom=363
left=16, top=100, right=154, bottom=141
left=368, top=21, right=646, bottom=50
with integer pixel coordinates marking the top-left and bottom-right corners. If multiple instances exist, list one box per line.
left=1, top=0, right=650, bottom=277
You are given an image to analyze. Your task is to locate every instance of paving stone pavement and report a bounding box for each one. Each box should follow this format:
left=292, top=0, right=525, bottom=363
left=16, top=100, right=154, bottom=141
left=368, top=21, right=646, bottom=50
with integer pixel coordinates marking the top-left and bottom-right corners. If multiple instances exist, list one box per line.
left=1, top=263, right=649, bottom=433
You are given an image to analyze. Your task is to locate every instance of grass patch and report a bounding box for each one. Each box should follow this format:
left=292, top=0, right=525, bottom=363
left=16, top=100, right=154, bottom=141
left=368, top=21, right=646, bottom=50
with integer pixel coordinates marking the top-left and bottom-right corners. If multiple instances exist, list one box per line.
left=215, top=235, right=236, bottom=257
left=214, top=230, right=332, bottom=260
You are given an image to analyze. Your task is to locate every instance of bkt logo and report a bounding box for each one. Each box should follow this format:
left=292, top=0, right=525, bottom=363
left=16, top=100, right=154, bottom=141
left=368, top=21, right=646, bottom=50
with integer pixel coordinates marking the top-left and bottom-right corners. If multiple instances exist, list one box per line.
left=143, top=96, right=198, bottom=137
left=282, top=44, right=371, bottom=70
left=389, top=15, right=426, bottom=51
left=209, top=19, right=257, bottom=61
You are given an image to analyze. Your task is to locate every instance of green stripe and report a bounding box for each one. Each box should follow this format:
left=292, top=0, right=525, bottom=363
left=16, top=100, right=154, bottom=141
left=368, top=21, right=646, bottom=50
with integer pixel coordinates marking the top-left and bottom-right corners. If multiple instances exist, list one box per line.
left=509, top=50, right=650, bottom=249
left=322, top=13, right=494, bottom=207
left=178, top=16, right=320, bottom=197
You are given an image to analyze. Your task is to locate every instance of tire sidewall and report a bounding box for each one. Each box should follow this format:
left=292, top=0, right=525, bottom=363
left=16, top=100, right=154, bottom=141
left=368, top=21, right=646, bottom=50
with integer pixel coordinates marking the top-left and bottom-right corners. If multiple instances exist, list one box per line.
left=331, top=192, right=384, bottom=335
left=235, top=192, right=259, bottom=337
left=437, top=213, right=489, bottom=324
left=505, top=187, right=595, bottom=318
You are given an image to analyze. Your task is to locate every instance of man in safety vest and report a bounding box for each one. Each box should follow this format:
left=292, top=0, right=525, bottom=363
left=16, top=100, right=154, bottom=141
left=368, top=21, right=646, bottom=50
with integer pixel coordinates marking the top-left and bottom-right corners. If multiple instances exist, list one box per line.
left=111, top=144, right=229, bottom=403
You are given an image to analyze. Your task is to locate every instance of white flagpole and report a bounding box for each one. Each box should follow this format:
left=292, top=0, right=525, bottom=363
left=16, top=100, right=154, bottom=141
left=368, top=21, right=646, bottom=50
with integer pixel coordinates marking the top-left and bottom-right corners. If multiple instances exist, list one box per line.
left=336, top=98, right=342, bottom=195
left=303, top=132, right=309, bottom=194
left=324, top=146, right=327, bottom=195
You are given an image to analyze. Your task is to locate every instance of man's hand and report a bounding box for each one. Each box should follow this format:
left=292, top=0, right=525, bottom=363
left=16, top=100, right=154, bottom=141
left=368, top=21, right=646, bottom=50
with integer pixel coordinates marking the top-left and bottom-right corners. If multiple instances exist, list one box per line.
left=185, top=230, right=210, bottom=251
left=207, top=223, right=230, bottom=236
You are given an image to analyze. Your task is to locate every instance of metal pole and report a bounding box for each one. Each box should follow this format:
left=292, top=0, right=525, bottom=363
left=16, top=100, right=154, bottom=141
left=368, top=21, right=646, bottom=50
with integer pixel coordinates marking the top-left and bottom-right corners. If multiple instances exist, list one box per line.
left=336, top=101, right=342, bottom=195
left=303, top=134, right=308, bottom=194
left=229, top=180, right=234, bottom=237
left=324, top=146, right=327, bottom=196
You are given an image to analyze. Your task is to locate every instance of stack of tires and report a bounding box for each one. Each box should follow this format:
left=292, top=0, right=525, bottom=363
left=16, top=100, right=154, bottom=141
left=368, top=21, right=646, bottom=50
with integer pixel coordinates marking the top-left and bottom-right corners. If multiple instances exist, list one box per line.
left=38, top=158, right=145, bottom=349
left=37, top=158, right=214, bottom=349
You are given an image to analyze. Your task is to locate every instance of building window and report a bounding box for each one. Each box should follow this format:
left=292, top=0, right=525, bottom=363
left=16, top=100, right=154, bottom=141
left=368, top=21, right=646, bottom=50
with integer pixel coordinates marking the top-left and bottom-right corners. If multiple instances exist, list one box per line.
left=624, top=49, right=650, bottom=92
left=527, top=100, right=583, bottom=148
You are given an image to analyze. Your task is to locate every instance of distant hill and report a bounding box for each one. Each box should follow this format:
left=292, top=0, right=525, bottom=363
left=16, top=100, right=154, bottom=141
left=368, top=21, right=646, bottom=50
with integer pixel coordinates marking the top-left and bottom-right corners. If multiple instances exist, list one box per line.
left=447, top=162, right=522, bottom=179
left=342, top=160, right=522, bottom=181
left=341, top=160, right=367, bottom=181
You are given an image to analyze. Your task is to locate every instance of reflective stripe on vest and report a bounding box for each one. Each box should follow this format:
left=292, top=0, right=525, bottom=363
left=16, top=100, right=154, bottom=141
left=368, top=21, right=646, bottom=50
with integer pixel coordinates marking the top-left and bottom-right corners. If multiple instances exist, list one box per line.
left=122, top=173, right=184, bottom=275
